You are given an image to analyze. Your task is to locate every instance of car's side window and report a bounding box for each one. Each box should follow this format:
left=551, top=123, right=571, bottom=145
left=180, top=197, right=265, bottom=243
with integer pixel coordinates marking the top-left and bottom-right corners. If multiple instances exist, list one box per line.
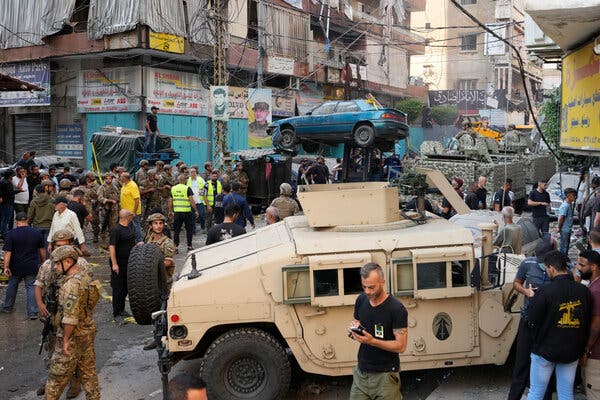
left=337, top=101, right=360, bottom=113
left=314, top=269, right=339, bottom=296
left=417, top=262, right=447, bottom=290
left=312, top=102, right=337, bottom=115
left=283, top=265, right=311, bottom=304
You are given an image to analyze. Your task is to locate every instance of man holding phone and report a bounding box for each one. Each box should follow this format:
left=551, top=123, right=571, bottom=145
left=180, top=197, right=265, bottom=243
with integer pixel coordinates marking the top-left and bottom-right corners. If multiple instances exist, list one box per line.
left=349, top=263, right=408, bottom=400
left=507, top=238, right=555, bottom=400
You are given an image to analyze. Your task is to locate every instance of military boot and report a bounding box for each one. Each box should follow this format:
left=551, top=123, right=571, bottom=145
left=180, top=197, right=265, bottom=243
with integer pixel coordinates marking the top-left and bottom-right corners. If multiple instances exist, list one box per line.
left=36, top=381, right=45, bottom=396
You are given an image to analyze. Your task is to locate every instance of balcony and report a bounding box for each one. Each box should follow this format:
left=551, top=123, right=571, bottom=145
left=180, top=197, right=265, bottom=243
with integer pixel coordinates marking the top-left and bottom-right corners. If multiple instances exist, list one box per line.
left=526, top=0, right=600, bottom=50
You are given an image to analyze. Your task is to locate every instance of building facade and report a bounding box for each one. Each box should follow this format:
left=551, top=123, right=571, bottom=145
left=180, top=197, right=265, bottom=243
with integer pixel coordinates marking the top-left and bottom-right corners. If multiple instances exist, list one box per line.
left=0, top=0, right=427, bottom=168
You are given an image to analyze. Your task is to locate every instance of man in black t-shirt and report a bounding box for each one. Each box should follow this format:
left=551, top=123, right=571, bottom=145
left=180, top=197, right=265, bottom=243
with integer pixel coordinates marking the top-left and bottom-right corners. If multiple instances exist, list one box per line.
left=349, top=263, right=408, bottom=400
left=108, top=209, right=136, bottom=320
left=528, top=180, right=551, bottom=237
left=475, top=176, right=487, bottom=209
left=206, top=204, right=246, bottom=245
left=144, top=106, right=161, bottom=153
left=67, top=189, right=90, bottom=228
left=492, top=179, right=513, bottom=211
left=307, top=156, right=330, bottom=184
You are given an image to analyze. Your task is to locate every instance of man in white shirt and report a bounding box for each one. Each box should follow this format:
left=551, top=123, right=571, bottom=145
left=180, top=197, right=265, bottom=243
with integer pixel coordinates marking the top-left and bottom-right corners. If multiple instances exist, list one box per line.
left=12, top=166, right=29, bottom=214
left=47, top=196, right=88, bottom=256
left=186, top=167, right=206, bottom=232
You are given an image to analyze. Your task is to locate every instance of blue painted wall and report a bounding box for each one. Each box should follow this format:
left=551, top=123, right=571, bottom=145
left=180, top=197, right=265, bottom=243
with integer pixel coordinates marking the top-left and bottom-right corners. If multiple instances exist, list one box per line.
left=160, top=115, right=211, bottom=168
left=85, top=113, right=138, bottom=169
left=226, top=118, right=250, bottom=153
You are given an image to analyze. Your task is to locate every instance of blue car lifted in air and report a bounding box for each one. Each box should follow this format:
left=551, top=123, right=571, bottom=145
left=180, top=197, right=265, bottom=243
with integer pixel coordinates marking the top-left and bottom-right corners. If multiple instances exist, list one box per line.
left=267, top=99, right=409, bottom=153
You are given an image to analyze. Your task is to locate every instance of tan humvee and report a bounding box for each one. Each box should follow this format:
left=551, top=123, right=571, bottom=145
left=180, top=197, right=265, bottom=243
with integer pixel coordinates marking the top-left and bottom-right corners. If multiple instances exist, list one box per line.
left=130, top=169, right=520, bottom=400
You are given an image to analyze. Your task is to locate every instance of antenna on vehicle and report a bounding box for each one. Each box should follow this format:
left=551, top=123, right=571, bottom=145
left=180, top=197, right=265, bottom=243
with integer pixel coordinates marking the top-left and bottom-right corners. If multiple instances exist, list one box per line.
left=188, top=253, right=201, bottom=280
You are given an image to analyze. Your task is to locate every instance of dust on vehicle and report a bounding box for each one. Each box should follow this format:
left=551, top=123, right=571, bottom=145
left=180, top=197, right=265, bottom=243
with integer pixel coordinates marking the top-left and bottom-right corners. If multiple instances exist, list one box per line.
left=128, top=169, right=522, bottom=400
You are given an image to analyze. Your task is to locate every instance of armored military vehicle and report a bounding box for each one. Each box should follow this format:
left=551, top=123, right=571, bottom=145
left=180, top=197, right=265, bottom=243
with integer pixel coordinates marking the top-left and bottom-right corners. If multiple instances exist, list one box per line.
left=128, top=170, right=520, bottom=400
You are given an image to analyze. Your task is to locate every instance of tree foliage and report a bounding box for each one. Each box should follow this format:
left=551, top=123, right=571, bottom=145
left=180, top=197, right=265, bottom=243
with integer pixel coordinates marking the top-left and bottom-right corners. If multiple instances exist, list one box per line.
left=540, top=88, right=588, bottom=167
left=430, top=105, right=458, bottom=125
left=396, top=98, right=424, bottom=124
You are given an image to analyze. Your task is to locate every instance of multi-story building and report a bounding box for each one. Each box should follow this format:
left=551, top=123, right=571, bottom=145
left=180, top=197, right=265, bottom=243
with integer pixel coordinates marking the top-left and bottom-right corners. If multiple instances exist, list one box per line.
left=410, top=0, right=543, bottom=125
left=0, top=0, right=426, bottom=167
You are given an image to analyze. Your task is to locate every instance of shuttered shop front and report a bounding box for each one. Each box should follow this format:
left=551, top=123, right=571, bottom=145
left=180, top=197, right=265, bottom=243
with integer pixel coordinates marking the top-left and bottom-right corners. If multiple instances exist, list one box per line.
left=13, top=113, right=52, bottom=157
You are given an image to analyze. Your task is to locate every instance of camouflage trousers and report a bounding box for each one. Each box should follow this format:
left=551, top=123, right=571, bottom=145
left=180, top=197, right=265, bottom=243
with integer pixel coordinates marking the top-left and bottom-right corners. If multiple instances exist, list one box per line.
left=45, top=335, right=99, bottom=400
left=85, top=207, right=100, bottom=239
left=43, top=333, right=81, bottom=391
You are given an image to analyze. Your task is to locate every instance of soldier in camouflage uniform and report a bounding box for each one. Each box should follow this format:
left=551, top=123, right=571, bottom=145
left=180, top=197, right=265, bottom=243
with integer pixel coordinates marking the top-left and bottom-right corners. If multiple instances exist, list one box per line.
left=97, top=172, right=119, bottom=249
left=159, top=165, right=175, bottom=222
left=270, top=183, right=299, bottom=219
left=145, top=213, right=177, bottom=290
left=114, top=166, right=126, bottom=191
left=230, top=162, right=250, bottom=197
left=83, top=172, right=100, bottom=243
left=44, top=246, right=101, bottom=400
left=56, top=179, right=73, bottom=202
left=34, top=230, right=92, bottom=398
left=135, top=159, right=149, bottom=184
left=139, top=169, right=160, bottom=226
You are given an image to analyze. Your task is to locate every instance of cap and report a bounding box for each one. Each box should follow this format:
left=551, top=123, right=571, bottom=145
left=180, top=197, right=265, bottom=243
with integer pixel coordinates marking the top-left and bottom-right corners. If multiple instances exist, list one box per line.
left=139, top=159, right=149, bottom=166
left=151, top=106, right=159, bottom=110
left=104, top=172, right=115, bottom=179
left=280, top=182, right=292, bottom=196
left=53, top=196, right=68, bottom=205
left=252, top=101, right=270, bottom=111
left=147, top=213, right=166, bottom=223
left=52, top=229, right=74, bottom=241
left=51, top=245, right=79, bottom=262
left=535, top=238, right=555, bottom=262
left=15, top=212, right=28, bottom=221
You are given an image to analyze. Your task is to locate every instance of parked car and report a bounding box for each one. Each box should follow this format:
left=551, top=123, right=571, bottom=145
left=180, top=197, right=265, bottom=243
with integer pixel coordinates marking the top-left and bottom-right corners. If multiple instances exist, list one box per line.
left=267, top=99, right=409, bottom=153
left=0, top=155, right=84, bottom=179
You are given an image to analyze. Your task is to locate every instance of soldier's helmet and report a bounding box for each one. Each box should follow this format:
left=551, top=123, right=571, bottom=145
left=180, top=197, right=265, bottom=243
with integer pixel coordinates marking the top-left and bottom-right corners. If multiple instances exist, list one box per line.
left=139, top=159, right=149, bottom=166
left=52, top=229, right=74, bottom=242
left=41, top=179, right=55, bottom=187
left=280, top=183, right=292, bottom=196
left=59, top=178, right=72, bottom=189
left=51, top=245, right=79, bottom=262
left=85, top=172, right=97, bottom=181
left=147, top=213, right=167, bottom=223
left=104, top=172, right=115, bottom=179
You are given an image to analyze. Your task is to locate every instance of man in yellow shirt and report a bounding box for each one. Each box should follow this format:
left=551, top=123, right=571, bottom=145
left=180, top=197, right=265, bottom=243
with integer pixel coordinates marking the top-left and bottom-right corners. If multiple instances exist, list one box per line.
left=119, top=172, right=143, bottom=243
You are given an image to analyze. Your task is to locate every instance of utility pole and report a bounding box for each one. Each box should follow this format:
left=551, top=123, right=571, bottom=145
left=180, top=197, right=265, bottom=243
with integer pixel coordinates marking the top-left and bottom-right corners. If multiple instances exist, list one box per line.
left=257, top=0, right=264, bottom=88
left=213, top=0, right=229, bottom=167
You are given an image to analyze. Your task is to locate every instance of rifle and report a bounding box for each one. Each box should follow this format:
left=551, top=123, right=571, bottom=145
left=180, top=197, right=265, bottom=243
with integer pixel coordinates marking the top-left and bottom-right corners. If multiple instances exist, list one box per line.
left=101, top=201, right=113, bottom=234
left=39, top=281, right=59, bottom=355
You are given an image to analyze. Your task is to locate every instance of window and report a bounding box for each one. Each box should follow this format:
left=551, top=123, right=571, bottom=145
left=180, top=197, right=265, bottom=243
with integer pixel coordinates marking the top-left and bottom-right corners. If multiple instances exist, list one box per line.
left=460, top=34, right=477, bottom=51
left=458, top=79, right=477, bottom=90
left=343, top=267, right=363, bottom=295
left=314, top=269, right=339, bottom=296
left=283, top=266, right=311, bottom=303
left=394, top=260, right=414, bottom=296
left=311, top=102, right=338, bottom=115
left=417, top=262, right=447, bottom=290
left=451, top=260, right=469, bottom=287
left=460, top=0, right=476, bottom=4
left=337, top=101, right=360, bottom=113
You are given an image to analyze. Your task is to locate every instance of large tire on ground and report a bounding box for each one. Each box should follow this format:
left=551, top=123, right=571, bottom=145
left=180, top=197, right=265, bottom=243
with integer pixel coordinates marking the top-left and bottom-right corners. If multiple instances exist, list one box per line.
left=279, top=128, right=296, bottom=150
left=301, top=141, right=320, bottom=154
left=127, top=243, right=167, bottom=325
left=353, top=124, right=375, bottom=147
left=200, top=328, right=291, bottom=400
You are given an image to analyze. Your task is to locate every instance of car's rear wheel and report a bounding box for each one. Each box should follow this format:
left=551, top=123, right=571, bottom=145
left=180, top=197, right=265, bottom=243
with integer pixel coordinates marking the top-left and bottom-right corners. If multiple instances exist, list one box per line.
left=353, top=124, right=375, bottom=147
left=302, top=141, right=320, bottom=153
left=200, top=328, right=291, bottom=400
left=279, top=128, right=296, bottom=150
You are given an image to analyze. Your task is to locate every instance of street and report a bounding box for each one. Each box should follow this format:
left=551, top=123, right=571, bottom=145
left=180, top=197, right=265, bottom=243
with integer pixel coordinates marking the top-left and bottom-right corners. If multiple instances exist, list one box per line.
left=0, top=219, right=586, bottom=400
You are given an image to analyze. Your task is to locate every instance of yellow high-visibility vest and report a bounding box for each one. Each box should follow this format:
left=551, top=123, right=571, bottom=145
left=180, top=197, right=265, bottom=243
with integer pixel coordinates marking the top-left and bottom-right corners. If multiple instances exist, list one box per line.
left=205, top=180, right=222, bottom=206
left=171, top=184, right=191, bottom=212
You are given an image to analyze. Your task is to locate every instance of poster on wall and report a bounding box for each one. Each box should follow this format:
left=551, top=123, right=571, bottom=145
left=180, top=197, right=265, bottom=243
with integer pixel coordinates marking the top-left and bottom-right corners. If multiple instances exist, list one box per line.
left=272, top=88, right=295, bottom=117
left=228, top=87, right=248, bottom=118
left=248, top=88, right=272, bottom=148
left=0, top=61, right=51, bottom=107
left=146, top=67, right=209, bottom=116
left=560, top=40, right=600, bottom=152
left=77, top=66, right=142, bottom=112
left=55, top=124, right=84, bottom=159
left=210, top=86, right=229, bottom=121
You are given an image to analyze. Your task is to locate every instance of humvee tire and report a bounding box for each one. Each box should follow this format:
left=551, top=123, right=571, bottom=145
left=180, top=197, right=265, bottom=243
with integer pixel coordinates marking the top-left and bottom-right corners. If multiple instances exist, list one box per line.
left=353, top=124, right=375, bottom=147
left=279, top=128, right=296, bottom=150
left=127, top=243, right=167, bottom=325
left=200, top=328, right=290, bottom=400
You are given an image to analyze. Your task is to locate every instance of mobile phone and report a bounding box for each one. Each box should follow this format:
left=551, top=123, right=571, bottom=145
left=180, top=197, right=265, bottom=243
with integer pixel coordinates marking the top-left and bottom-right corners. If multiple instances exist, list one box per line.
left=350, top=325, right=366, bottom=335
